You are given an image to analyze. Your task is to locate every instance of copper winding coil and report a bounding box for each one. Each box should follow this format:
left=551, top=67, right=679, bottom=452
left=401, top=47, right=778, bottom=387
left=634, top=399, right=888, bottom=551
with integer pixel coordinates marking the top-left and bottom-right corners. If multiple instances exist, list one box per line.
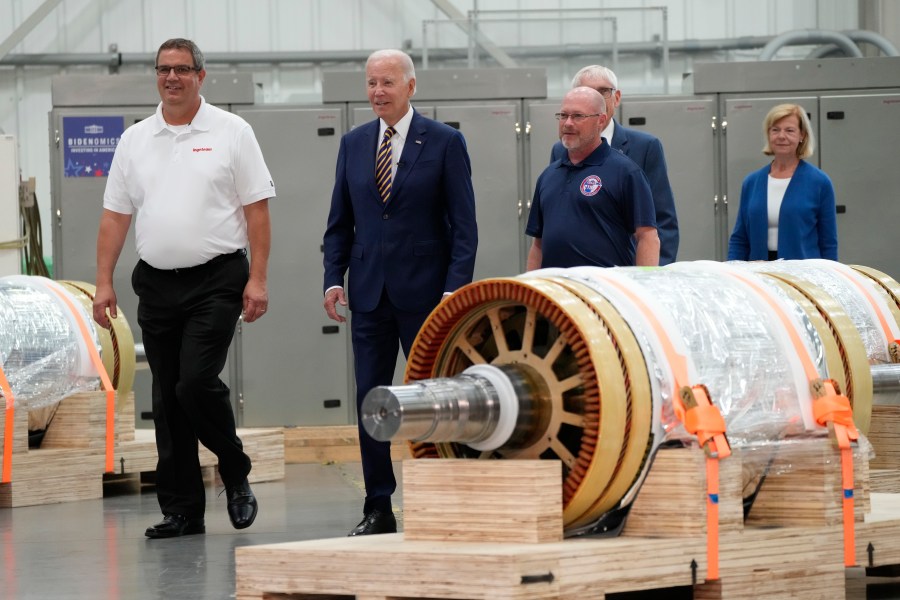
left=405, top=275, right=655, bottom=527
left=58, top=280, right=136, bottom=402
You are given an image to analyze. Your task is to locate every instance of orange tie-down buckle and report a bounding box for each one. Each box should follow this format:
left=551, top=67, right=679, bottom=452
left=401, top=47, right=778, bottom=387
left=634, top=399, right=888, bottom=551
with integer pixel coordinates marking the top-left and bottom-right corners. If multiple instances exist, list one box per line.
left=811, top=378, right=859, bottom=450
left=680, top=384, right=731, bottom=459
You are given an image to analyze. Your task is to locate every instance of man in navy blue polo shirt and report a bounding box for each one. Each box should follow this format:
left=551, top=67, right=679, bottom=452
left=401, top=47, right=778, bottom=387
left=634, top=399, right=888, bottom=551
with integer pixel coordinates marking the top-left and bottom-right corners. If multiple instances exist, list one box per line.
left=550, top=65, right=678, bottom=265
left=526, top=87, right=659, bottom=270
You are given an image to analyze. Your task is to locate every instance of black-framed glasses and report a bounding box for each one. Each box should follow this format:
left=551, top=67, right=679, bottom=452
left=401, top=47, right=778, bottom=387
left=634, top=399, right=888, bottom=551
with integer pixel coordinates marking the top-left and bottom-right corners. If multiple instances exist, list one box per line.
left=155, top=64, right=200, bottom=77
left=595, top=87, right=616, bottom=98
left=554, top=112, right=601, bottom=122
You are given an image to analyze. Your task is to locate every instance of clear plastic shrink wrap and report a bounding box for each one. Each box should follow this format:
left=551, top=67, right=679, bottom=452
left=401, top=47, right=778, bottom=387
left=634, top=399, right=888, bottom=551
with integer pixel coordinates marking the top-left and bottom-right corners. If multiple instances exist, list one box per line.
left=738, top=259, right=899, bottom=365
left=0, top=275, right=100, bottom=410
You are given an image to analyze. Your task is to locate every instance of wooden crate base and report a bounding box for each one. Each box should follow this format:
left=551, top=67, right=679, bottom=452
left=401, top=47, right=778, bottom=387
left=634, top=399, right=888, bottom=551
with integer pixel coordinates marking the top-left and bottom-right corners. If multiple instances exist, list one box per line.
left=235, top=441, right=892, bottom=600
left=284, top=425, right=410, bottom=464
left=0, top=449, right=106, bottom=507
left=2, top=391, right=285, bottom=508
left=235, top=523, right=858, bottom=600
left=115, top=427, right=285, bottom=484
left=869, top=405, right=900, bottom=470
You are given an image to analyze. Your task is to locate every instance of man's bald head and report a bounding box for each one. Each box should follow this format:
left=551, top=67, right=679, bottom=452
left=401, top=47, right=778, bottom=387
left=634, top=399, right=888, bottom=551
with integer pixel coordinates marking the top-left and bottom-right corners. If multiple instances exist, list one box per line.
left=558, top=87, right=608, bottom=161
left=563, top=86, right=607, bottom=116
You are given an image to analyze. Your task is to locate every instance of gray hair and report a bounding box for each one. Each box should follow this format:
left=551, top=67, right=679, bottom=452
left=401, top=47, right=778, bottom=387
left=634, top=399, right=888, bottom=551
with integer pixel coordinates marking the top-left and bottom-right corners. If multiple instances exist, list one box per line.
left=157, top=38, right=205, bottom=70
left=571, top=64, right=618, bottom=90
left=366, top=49, right=416, bottom=83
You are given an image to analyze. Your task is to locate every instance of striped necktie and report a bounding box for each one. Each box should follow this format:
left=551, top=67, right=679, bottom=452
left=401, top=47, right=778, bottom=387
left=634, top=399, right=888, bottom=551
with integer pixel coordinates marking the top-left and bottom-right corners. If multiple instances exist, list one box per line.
left=376, top=127, right=396, bottom=203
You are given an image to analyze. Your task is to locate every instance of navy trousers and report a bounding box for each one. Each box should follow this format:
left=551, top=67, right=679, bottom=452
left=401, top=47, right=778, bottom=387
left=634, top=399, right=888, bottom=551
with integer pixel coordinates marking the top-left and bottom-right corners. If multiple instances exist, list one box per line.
left=132, top=250, right=251, bottom=518
left=351, top=288, right=433, bottom=514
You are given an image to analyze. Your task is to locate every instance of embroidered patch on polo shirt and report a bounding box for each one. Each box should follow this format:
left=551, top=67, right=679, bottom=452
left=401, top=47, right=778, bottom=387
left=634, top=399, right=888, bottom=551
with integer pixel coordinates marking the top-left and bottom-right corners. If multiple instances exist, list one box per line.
left=580, top=175, right=603, bottom=196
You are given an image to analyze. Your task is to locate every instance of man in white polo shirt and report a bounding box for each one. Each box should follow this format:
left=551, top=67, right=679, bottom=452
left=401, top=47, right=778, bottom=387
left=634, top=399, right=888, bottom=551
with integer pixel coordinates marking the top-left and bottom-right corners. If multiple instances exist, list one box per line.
left=92, top=38, right=274, bottom=539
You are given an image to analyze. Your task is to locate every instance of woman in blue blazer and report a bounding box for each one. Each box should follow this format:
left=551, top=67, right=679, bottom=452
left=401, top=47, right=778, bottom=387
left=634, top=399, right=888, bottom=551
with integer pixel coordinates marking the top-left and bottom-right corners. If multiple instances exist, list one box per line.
left=727, top=103, right=838, bottom=261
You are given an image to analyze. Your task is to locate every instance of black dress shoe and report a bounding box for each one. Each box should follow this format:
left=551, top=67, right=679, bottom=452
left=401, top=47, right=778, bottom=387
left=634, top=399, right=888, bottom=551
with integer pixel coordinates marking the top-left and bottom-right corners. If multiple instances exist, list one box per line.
left=225, top=479, right=258, bottom=529
left=145, top=514, right=205, bottom=539
left=348, top=509, right=397, bottom=536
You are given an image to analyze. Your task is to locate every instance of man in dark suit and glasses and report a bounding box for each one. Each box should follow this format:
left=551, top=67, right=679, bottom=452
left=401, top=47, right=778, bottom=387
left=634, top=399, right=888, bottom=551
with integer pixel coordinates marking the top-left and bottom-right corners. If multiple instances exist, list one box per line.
left=323, top=49, right=478, bottom=536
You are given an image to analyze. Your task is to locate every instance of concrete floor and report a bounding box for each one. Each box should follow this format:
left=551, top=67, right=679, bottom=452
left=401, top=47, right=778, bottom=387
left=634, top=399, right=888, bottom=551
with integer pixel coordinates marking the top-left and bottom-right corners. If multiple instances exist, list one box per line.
left=0, top=462, right=394, bottom=600
left=2, top=461, right=900, bottom=600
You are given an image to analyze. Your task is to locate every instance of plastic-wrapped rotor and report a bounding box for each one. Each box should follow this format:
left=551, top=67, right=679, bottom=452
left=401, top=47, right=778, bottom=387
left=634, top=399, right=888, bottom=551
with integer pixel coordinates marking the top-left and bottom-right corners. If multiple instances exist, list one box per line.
left=0, top=276, right=134, bottom=413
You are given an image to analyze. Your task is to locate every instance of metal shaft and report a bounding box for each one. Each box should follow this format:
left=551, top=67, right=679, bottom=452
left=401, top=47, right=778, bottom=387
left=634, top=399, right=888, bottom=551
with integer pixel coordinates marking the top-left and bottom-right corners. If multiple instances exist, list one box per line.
left=872, top=363, right=900, bottom=405
left=361, top=373, right=500, bottom=444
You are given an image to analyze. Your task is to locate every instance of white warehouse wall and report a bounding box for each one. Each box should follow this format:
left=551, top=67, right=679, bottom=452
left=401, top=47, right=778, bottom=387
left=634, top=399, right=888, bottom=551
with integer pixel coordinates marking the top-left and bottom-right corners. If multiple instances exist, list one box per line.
left=0, top=0, right=869, bottom=268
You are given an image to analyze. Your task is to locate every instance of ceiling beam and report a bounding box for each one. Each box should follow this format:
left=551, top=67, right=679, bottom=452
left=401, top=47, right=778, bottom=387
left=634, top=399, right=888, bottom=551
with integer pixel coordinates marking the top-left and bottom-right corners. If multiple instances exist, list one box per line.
left=429, top=0, right=517, bottom=68
left=0, top=0, right=65, bottom=62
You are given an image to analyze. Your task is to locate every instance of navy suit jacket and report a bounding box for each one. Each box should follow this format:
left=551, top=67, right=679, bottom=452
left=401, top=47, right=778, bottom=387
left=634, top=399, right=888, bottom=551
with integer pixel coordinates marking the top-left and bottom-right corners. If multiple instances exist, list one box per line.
left=551, top=120, right=679, bottom=264
left=323, top=110, right=478, bottom=313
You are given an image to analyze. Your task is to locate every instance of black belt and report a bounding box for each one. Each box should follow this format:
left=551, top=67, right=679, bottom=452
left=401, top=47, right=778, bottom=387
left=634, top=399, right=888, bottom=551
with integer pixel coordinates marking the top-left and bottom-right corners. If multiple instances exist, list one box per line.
left=145, top=249, right=246, bottom=273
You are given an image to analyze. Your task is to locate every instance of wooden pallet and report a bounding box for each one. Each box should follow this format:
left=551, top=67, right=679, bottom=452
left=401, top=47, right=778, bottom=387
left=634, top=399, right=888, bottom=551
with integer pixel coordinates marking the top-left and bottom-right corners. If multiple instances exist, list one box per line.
left=1, top=391, right=284, bottom=508
left=235, top=438, right=900, bottom=600
left=868, top=405, right=900, bottom=493
left=284, top=424, right=410, bottom=464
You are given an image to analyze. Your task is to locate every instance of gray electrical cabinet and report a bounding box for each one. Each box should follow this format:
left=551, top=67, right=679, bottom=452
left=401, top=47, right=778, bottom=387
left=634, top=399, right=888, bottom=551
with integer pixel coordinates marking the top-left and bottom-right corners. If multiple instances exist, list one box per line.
left=695, top=57, right=900, bottom=275
left=523, top=100, right=565, bottom=260
left=818, top=93, right=900, bottom=277
left=232, top=105, right=353, bottom=426
left=620, top=96, right=719, bottom=261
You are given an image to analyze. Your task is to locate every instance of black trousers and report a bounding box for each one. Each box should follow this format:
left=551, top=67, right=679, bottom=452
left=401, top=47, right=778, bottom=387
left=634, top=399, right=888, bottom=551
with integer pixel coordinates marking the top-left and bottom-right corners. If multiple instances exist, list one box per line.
left=132, top=250, right=251, bottom=518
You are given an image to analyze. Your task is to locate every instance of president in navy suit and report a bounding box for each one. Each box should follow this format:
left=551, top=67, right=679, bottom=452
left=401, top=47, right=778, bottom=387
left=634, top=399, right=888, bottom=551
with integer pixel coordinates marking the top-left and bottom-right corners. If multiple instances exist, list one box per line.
left=550, top=65, right=679, bottom=265
left=323, top=49, right=478, bottom=536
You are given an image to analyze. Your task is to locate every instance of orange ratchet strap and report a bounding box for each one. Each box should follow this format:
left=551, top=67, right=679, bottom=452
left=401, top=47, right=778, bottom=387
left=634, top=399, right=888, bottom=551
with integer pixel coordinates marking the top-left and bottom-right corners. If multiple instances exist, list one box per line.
left=46, top=285, right=117, bottom=474
left=1, top=363, right=15, bottom=483
left=812, top=378, right=859, bottom=567
left=679, top=384, right=731, bottom=581
left=585, top=272, right=729, bottom=581
left=726, top=269, right=859, bottom=567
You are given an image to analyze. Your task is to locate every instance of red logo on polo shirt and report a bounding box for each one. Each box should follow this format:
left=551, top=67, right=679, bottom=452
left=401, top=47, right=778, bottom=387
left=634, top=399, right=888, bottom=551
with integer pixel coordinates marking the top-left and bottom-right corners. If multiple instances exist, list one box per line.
left=580, top=175, right=602, bottom=196
left=192, top=147, right=212, bottom=152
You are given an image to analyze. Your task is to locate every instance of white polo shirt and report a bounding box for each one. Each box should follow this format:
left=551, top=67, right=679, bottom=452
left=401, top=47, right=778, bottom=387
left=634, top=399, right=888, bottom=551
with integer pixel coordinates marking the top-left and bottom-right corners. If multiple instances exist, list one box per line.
left=103, top=96, right=276, bottom=269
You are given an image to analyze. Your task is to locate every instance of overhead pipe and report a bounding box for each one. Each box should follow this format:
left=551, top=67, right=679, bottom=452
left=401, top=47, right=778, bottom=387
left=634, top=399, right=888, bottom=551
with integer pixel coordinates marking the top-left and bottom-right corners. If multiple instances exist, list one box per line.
left=759, top=29, right=864, bottom=61
left=2, top=30, right=886, bottom=70
left=0, top=36, right=779, bottom=69
left=806, top=29, right=899, bottom=59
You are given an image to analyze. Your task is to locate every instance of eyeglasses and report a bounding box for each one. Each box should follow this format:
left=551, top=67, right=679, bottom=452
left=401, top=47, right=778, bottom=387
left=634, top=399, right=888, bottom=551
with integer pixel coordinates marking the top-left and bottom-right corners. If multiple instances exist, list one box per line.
left=155, top=65, right=200, bottom=77
left=594, top=87, right=616, bottom=98
left=554, top=113, right=602, bottom=122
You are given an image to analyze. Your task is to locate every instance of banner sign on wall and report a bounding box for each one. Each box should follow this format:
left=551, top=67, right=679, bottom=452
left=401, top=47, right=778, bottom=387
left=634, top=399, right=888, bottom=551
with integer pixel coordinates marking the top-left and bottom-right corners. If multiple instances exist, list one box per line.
left=63, top=116, right=124, bottom=177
